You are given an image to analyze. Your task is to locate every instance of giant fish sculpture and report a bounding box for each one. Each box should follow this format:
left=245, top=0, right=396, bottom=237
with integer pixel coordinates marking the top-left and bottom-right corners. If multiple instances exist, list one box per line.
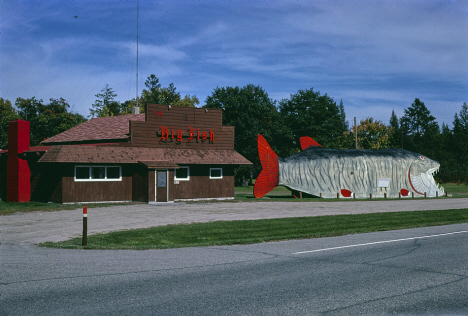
left=254, top=135, right=444, bottom=199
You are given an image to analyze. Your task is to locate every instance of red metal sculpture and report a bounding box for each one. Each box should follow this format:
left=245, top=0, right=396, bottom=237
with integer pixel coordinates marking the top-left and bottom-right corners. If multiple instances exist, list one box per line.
left=7, top=119, right=31, bottom=202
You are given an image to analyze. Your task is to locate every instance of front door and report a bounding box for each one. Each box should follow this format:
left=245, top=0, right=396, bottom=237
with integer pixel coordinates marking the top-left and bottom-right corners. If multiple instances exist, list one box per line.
left=155, top=170, right=168, bottom=202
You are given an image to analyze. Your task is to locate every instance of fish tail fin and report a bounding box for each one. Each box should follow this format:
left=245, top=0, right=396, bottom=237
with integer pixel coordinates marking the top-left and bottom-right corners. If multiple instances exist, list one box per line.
left=299, top=136, right=322, bottom=150
left=254, top=135, right=279, bottom=198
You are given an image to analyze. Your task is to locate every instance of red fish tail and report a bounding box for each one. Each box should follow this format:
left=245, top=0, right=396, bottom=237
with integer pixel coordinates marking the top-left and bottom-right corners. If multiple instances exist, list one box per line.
left=299, top=136, right=322, bottom=150
left=254, top=135, right=279, bottom=198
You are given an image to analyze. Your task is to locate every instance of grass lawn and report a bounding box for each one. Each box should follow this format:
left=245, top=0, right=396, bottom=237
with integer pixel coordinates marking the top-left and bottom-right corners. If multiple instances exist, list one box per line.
left=443, top=183, right=468, bottom=195
left=40, top=208, right=468, bottom=250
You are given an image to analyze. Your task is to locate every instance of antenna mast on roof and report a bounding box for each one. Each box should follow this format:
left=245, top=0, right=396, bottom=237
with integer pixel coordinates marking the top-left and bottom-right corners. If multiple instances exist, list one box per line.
left=133, top=0, right=140, bottom=115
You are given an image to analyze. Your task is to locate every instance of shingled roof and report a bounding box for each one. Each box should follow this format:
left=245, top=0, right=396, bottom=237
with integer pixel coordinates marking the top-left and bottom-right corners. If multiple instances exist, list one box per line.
left=41, top=114, right=145, bottom=145
left=39, top=145, right=252, bottom=165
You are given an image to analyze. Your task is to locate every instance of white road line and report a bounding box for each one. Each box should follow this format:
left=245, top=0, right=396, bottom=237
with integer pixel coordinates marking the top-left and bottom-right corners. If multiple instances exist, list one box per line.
left=292, top=230, right=468, bottom=255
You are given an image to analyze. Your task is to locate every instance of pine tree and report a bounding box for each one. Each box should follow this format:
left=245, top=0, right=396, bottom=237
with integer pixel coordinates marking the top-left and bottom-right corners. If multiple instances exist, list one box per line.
left=451, top=102, right=468, bottom=182
left=402, top=98, right=438, bottom=154
left=388, top=110, right=401, bottom=148
left=89, top=84, right=119, bottom=117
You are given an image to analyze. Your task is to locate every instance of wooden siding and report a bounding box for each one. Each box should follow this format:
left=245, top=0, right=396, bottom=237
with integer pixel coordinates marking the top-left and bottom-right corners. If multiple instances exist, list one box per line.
left=51, top=177, right=62, bottom=203
left=60, top=164, right=132, bottom=203
left=148, top=170, right=155, bottom=202
left=127, top=104, right=234, bottom=150
left=173, top=165, right=235, bottom=199
left=168, top=170, right=175, bottom=201
left=27, top=163, right=236, bottom=203
left=30, top=162, right=63, bottom=202
left=61, top=178, right=132, bottom=203
left=0, top=156, right=7, bottom=201
left=132, top=164, right=149, bottom=202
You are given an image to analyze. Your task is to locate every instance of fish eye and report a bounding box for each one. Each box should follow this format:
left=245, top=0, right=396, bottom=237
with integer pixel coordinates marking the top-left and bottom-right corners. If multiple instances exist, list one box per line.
left=419, top=156, right=425, bottom=160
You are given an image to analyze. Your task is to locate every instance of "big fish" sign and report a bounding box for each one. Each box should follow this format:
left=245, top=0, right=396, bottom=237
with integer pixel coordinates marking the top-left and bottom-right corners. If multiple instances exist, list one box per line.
left=254, top=135, right=444, bottom=199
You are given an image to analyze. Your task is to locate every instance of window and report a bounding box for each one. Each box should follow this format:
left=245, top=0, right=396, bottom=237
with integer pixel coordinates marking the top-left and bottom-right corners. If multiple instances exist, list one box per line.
left=75, top=166, right=90, bottom=180
left=106, top=166, right=121, bottom=179
left=74, top=166, right=122, bottom=182
left=175, top=166, right=190, bottom=181
left=91, top=166, right=105, bottom=179
left=210, top=168, right=223, bottom=179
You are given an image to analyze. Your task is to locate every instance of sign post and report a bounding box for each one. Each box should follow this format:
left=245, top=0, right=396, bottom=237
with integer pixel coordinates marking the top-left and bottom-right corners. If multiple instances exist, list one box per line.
left=82, top=206, right=87, bottom=246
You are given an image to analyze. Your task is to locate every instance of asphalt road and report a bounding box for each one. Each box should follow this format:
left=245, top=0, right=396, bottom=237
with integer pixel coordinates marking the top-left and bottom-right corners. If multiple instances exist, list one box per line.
left=2, top=223, right=468, bottom=315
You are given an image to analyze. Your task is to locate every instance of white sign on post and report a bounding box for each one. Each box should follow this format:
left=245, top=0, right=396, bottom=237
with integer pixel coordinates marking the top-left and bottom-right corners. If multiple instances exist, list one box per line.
left=377, top=178, right=391, bottom=187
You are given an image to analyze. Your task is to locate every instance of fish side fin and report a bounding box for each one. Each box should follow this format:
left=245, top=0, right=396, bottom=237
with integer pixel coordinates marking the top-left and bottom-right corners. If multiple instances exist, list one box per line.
left=299, top=136, right=322, bottom=150
left=254, top=135, right=279, bottom=198
left=341, top=189, right=352, bottom=198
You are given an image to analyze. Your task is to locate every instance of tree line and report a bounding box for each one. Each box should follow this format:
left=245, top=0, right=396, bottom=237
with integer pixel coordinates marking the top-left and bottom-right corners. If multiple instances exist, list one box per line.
left=0, top=74, right=198, bottom=149
left=0, top=97, right=87, bottom=149
left=205, top=86, right=467, bottom=185
left=1, top=75, right=467, bottom=184
left=89, top=74, right=200, bottom=117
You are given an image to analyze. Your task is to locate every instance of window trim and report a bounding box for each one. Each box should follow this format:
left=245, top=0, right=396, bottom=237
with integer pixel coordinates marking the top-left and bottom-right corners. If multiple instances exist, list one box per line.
left=209, top=168, right=223, bottom=179
left=174, top=166, right=190, bottom=181
left=74, top=165, right=122, bottom=182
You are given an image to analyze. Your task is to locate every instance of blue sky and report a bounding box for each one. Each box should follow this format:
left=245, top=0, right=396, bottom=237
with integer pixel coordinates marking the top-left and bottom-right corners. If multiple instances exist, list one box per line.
left=1, top=0, right=467, bottom=127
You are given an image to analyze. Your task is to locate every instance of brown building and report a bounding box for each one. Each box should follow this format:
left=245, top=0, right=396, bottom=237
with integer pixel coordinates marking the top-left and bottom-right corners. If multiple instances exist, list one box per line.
left=0, top=104, right=251, bottom=203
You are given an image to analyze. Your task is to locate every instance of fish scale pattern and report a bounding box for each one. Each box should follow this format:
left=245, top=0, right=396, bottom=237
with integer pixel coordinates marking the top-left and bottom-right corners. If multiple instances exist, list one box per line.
left=278, top=148, right=442, bottom=198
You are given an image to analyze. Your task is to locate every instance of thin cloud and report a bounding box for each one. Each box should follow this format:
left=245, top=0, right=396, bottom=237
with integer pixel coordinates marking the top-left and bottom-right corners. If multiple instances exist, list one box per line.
left=0, top=0, right=466, bottom=125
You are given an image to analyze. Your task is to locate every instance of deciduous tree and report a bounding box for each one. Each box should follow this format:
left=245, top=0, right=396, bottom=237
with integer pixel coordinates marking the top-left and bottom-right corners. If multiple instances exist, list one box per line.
left=172, top=94, right=199, bottom=108
left=15, top=97, right=86, bottom=146
left=205, top=84, right=291, bottom=185
left=0, top=98, right=19, bottom=149
left=356, top=118, right=390, bottom=149
left=341, top=118, right=390, bottom=149
left=279, top=88, right=347, bottom=149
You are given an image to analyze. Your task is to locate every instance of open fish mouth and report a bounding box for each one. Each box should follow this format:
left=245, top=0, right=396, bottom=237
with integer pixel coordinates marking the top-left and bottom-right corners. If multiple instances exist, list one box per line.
left=409, top=166, right=444, bottom=197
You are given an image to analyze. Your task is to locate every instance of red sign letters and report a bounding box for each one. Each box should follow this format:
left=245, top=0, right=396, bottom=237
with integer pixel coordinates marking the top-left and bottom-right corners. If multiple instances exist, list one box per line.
left=159, top=126, right=215, bottom=144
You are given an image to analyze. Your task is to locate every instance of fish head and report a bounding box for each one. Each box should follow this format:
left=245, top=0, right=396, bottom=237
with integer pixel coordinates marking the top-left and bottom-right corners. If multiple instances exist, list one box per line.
left=408, top=153, right=444, bottom=196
